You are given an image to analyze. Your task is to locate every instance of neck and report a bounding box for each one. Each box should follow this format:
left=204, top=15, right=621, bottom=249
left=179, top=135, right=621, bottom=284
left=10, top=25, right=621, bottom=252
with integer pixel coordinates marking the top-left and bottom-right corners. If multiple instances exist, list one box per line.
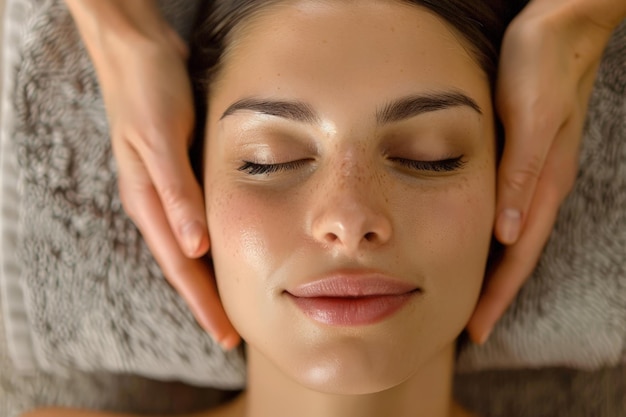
left=243, top=344, right=459, bottom=417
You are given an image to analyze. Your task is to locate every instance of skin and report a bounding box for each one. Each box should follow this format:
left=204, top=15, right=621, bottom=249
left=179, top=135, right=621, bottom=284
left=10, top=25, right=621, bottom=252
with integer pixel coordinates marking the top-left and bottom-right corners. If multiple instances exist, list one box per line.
left=28, top=1, right=493, bottom=416
left=204, top=1, right=494, bottom=416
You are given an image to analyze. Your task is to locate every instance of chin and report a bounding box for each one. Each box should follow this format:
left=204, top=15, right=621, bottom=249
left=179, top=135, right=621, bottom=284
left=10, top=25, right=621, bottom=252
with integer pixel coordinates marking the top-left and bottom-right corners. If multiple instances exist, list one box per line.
left=285, top=336, right=424, bottom=395
left=298, top=364, right=410, bottom=396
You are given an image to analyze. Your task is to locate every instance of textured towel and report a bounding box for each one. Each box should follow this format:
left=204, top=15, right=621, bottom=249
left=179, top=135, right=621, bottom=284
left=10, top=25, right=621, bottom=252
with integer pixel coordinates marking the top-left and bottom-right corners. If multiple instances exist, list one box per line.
left=0, top=0, right=624, bottom=388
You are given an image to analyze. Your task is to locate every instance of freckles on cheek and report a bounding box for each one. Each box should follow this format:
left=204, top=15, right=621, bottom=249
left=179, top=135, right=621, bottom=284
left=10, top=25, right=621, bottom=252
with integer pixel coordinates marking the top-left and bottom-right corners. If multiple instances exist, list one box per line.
left=208, top=186, right=288, bottom=278
left=211, top=191, right=264, bottom=264
left=421, top=181, right=494, bottom=266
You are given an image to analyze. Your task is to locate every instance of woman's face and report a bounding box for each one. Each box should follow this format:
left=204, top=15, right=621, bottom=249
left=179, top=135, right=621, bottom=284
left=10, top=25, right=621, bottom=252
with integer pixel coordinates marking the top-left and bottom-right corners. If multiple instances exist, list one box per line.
left=204, top=0, right=496, bottom=394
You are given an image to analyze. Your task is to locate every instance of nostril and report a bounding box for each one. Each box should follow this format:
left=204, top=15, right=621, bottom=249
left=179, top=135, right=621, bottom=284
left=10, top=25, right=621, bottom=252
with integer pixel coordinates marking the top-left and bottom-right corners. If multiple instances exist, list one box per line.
left=364, top=232, right=376, bottom=241
left=325, top=233, right=339, bottom=243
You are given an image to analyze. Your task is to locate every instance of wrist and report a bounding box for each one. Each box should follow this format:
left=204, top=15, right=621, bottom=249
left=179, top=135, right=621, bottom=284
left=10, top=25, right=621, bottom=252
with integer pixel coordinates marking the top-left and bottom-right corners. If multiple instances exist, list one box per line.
left=65, top=0, right=182, bottom=63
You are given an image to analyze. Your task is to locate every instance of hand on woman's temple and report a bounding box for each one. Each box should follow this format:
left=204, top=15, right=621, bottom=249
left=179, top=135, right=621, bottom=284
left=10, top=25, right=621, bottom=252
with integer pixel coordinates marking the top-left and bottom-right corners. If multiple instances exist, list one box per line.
left=468, top=0, right=626, bottom=344
left=64, top=0, right=239, bottom=349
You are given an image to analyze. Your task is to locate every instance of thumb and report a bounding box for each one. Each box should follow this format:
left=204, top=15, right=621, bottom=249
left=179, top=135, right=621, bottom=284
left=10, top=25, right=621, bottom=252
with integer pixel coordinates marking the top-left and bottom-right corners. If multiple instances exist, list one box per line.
left=141, top=138, right=209, bottom=258
left=129, top=123, right=209, bottom=257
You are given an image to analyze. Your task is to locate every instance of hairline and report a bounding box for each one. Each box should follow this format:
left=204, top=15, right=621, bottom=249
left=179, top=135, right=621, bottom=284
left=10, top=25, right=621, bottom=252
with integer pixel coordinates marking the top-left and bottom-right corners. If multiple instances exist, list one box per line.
left=207, top=0, right=493, bottom=91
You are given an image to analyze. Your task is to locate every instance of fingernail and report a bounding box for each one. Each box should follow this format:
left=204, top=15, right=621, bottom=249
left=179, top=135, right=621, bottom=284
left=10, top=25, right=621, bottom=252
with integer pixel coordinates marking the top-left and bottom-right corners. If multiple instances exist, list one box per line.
left=498, top=209, right=521, bottom=244
left=182, top=221, right=204, bottom=256
left=219, top=333, right=241, bottom=351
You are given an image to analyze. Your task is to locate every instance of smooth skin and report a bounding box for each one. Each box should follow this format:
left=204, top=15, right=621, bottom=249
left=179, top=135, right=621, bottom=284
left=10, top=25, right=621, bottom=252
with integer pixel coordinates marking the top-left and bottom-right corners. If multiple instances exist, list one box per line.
left=201, top=2, right=495, bottom=416
left=64, top=0, right=626, bottom=346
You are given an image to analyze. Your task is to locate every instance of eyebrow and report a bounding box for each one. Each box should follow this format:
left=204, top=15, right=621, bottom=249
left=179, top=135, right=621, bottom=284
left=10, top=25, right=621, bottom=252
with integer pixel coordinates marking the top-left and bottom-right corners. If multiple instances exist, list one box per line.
left=376, top=91, right=482, bottom=124
left=220, top=90, right=481, bottom=125
left=221, top=98, right=319, bottom=124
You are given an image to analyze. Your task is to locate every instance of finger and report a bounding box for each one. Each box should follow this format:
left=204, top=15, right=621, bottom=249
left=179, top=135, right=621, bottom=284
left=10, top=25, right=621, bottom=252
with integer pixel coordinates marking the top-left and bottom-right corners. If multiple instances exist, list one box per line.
left=467, top=177, right=562, bottom=344
left=135, top=128, right=210, bottom=259
left=494, top=95, right=564, bottom=246
left=128, top=181, right=240, bottom=349
left=116, top=146, right=240, bottom=349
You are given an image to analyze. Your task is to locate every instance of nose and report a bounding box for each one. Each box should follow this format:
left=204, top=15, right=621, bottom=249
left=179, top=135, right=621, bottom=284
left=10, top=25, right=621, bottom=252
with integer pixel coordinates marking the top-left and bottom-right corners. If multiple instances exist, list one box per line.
left=310, top=169, right=392, bottom=254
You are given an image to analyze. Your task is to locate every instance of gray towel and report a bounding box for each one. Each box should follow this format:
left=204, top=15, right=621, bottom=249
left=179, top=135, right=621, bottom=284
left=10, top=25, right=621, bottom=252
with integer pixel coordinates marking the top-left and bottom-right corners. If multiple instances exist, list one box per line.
left=1, top=0, right=624, bottom=388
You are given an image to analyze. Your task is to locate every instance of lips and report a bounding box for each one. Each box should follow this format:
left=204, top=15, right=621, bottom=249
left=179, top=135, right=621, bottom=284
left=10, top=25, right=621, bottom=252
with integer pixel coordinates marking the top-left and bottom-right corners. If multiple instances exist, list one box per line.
left=286, top=274, right=420, bottom=326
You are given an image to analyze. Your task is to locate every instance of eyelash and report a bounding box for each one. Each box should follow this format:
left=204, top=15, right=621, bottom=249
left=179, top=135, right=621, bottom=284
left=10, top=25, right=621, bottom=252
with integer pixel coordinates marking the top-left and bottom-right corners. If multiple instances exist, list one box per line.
left=238, top=160, right=309, bottom=175
left=238, top=156, right=465, bottom=175
left=389, top=156, right=465, bottom=172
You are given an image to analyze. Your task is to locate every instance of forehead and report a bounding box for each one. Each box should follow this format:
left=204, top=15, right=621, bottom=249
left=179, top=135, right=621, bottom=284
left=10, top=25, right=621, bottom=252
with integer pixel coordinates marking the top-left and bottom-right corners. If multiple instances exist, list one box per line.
left=210, top=0, right=489, bottom=119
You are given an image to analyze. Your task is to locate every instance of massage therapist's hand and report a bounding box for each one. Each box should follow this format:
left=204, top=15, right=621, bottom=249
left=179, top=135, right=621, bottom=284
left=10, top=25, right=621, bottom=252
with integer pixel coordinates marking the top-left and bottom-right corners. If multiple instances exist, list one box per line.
left=468, top=0, right=626, bottom=344
left=64, top=0, right=239, bottom=349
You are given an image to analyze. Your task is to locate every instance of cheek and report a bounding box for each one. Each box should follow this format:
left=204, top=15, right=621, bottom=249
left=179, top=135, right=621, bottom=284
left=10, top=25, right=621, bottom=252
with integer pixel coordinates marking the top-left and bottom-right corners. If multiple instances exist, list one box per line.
left=205, top=180, right=302, bottom=327
left=207, top=185, right=302, bottom=272
left=209, top=187, right=269, bottom=274
left=410, top=169, right=495, bottom=329
left=432, top=176, right=494, bottom=254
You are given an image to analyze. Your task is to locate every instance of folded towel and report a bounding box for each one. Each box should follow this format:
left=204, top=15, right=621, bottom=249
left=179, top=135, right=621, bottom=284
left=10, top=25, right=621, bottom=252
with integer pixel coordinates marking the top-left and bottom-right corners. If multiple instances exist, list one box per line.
left=1, top=0, right=624, bottom=387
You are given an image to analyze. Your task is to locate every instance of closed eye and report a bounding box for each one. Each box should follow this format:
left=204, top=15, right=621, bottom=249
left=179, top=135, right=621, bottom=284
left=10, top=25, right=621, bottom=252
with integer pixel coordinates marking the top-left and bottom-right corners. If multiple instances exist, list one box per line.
left=390, top=156, right=465, bottom=172
left=238, top=157, right=464, bottom=175
left=238, top=160, right=310, bottom=175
